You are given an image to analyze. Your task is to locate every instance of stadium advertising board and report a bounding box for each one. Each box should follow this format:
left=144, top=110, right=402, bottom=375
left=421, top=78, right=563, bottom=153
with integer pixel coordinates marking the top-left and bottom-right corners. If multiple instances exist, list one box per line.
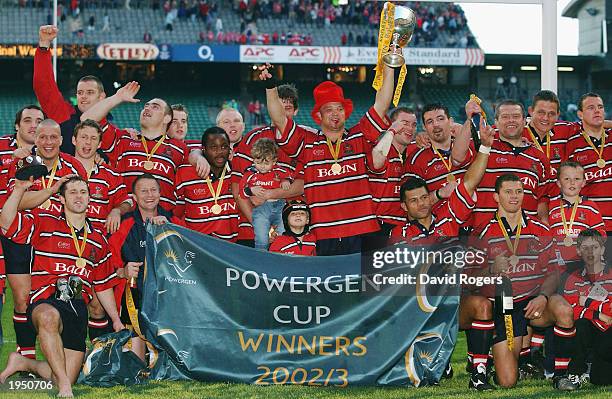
left=168, top=44, right=240, bottom=62
left=0, top=44, right=96, bottom=59
left=96, top=43, right=160, bottom=61
left=239, top=45, right=485, bottom=66
left=80, top=223, right=459, bottom=387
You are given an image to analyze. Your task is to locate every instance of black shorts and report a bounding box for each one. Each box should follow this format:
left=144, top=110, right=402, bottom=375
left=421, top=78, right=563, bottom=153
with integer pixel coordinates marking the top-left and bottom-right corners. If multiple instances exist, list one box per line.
left=0, top=236, right=32, bottom=275
left=120, top=286, right=140, bottom=326
left=492, top=298, right=532, bottom=345
left=236, top=239, right=255, bottom=248
left=27, top=297, right=88, bottom=352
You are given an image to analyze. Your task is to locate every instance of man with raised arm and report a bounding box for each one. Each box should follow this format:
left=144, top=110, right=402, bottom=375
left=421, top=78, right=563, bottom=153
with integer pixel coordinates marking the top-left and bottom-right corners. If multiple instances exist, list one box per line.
left=35, top=25, right=108, bottom=155
left=262, top=63, right=394, bottom=255
left=80, top=82, right=207, bottom=211
left=392, top=120, right=496, bottom=390
left=231, top=84, right=305, bottom=247
left=471, top=100, right=552, bottom=233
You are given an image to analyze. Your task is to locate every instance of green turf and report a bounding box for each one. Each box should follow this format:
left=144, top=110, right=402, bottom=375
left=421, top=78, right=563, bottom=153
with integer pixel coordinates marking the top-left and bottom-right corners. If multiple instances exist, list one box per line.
left=0, top=288, right=609, bottom=398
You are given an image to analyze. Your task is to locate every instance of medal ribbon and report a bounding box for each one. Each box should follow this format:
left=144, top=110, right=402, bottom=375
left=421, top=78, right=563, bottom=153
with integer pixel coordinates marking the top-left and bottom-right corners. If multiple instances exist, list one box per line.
left=431, top=145, right=452, bottom=174
left=496, top=213, right=522, bottom=256
left=40, top=158, right=59, bottom=189
left=580, top=130, right=606, bottom=162
left=393, top=65, right=407, bottom=107
left=505, top=315, right=514, bottom=352
left=496, top=213, right=519, bottom=351
left=68, top=222, right=88, bottom=262
left=560, top=198, right=579, bottom=238
left=469, top=94, right=488, bottom=122
left=124, top=257, right=158, bottom=367
left=204, top=165, right=227, bottom=207
left=140, top=134, right=166, bottom=163
left=527, top=125, right=551, bottom=159
left=85, top=163, right=97, bottom=181
left=326, top=137, right=343, bottom=165
left=372, top=2, right=406, bottom=106
left=372, top=2, right=394, bottom=92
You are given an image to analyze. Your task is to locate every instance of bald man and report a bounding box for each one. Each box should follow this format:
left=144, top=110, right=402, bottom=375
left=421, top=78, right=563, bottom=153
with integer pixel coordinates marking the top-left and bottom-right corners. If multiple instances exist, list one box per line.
left=4, top=119, right=86, bottom=363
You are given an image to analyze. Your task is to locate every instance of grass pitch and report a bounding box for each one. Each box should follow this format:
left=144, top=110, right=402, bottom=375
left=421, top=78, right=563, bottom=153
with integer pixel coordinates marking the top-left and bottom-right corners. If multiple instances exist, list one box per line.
left=0, top=289, right=609, bottom=398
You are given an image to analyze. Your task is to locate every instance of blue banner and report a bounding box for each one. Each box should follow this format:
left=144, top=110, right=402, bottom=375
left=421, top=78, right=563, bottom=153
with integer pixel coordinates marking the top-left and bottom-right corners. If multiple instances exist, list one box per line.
left=167, top=44, right=239, bottom=63
left=80, top=224, right=460, bottom=387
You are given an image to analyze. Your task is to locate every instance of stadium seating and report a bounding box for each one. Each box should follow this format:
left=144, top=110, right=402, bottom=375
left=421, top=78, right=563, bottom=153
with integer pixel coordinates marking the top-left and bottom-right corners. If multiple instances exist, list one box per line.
left=0, top=2, right=479, bottom=48
left=421, top=86, right=494, bottom=124
left=0, top=91, right=37, bottom=135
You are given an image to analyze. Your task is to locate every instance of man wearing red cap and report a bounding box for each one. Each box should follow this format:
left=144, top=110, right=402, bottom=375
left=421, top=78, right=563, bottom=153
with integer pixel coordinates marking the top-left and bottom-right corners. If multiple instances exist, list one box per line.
left=260, top=64, right=395, bottom=255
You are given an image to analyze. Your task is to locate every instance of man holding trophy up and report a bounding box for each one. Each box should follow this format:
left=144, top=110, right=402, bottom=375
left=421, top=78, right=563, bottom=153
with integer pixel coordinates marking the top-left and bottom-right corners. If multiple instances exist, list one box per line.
left=260, top=6, right=412, bottom=255
left=373, top=1, right=416, bottom=107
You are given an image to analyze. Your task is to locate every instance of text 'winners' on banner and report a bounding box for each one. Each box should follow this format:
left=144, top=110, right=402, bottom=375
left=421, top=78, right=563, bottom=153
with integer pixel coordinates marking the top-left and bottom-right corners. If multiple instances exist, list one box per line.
left=82, top=223, right=460, bottom=387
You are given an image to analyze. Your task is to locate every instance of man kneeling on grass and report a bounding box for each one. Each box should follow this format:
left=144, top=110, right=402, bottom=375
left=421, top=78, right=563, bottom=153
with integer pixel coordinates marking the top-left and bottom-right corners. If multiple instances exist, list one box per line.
left=0, top=176, right=123, bottom=397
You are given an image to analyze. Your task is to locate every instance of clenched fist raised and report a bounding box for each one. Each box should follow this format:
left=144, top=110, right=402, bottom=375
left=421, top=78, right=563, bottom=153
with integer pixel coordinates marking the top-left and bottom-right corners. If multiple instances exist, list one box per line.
left=39, top=25, right=58, bottom=48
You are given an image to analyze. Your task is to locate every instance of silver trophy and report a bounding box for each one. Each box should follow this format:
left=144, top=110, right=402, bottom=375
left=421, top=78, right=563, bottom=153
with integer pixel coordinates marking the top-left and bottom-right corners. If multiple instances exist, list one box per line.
left=382, top=5, right=416, bottom=68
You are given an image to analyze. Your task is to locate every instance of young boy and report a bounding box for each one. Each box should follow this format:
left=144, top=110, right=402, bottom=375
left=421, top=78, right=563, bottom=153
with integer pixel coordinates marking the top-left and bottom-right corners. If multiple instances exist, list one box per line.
left=549, top=161, right=606, bottom=268
left=269, top=200, right=316, bottom=256
left=240, top=138, right=292, bottom=249
left=562, top=229, right=611, bottom=387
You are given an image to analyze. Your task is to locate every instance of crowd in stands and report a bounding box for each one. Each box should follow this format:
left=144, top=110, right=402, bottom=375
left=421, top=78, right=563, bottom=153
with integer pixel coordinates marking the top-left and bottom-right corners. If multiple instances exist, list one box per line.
left=232, top=0, right=477, bottom=48
left=198, top=29, right=311, bottom=45
left=7, top=0, right=478, bottom=48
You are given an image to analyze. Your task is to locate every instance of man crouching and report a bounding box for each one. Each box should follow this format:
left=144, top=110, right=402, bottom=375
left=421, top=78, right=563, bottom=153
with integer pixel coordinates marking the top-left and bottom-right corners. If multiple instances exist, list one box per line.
left=0, top=175, right=123, bottom=397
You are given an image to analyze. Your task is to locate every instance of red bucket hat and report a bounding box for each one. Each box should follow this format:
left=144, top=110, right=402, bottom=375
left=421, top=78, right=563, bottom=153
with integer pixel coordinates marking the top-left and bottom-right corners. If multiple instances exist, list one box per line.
left=310, top=81, right=354, bottom=125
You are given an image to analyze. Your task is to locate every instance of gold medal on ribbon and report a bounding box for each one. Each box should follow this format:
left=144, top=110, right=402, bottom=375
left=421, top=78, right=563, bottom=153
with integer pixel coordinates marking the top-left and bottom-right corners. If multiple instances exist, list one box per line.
left=140, top=134, right=166, bottom=172
left=527, top=125, right=551, bottom=159
left=143, top=160, right=155, bottom=171
left=68, top=222, right=88, bottom=269
left=326, top=137, right=343, bottom=175
left=39, top=157, right=59, bottom=210
left=509, top=255, right=519, bottom=267
left=560, top=198, right=579, bottom=248
left=497, top=213, right=523, bottom=269
left=580, top=130, right=606, bottom=169
left=469, top=94, right=488, bottom=124
left=431, top=145, right=453, bottom=183
left=205, top=165, right=227, bottom=216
